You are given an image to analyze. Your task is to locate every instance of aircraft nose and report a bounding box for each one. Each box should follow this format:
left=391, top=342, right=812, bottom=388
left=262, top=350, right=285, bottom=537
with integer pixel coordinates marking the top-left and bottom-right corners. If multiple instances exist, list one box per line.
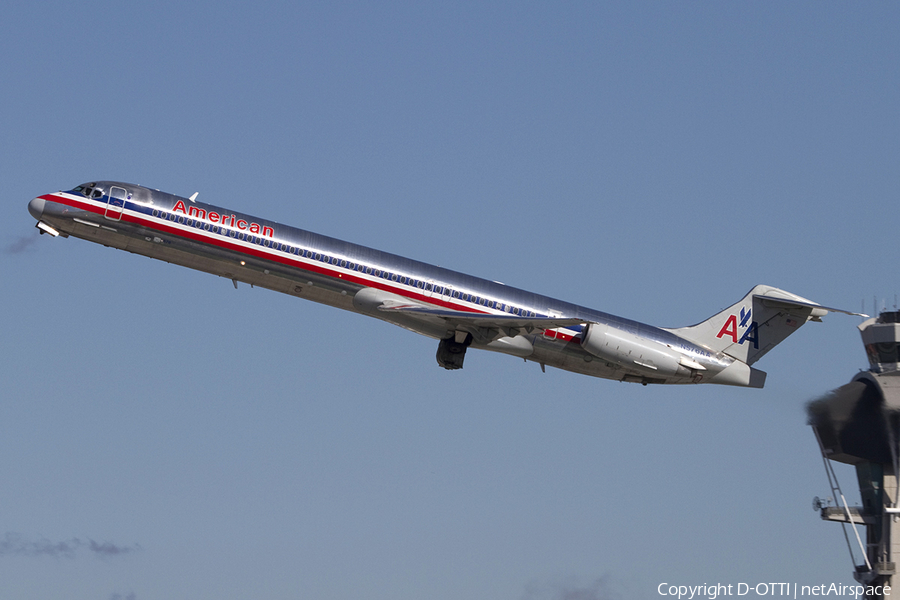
left=28, top=196, right=45, bottom=220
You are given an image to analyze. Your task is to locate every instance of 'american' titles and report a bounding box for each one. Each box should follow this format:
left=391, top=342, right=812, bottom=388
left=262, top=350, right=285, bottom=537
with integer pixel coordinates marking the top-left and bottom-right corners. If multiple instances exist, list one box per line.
left=171, top=200, right=274, bottom=238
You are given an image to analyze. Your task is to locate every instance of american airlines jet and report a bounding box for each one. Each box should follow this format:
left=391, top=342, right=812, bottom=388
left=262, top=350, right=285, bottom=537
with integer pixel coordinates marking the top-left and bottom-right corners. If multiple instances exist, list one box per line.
left=27, top=182, right=859, bottom=388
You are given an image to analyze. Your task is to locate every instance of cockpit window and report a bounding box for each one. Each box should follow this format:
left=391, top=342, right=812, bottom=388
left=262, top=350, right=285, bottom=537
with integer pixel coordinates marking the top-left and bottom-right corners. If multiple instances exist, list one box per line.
left=70, top=182, right=99, bottom=198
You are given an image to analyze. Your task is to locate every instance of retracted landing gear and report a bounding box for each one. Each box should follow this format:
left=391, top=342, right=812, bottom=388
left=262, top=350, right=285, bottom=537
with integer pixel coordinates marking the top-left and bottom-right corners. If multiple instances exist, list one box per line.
left=436, top=332, right=473, bottom=370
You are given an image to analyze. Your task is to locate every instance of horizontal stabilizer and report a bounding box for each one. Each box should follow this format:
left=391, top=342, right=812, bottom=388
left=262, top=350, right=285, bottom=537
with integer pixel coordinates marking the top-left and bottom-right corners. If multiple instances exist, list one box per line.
left=754, top=295, right=866, bottom=320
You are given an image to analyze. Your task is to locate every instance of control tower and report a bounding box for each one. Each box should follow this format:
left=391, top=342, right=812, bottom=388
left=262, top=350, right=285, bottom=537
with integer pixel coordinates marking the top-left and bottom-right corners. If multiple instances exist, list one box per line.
left=808, top=311, right=900, bottom=596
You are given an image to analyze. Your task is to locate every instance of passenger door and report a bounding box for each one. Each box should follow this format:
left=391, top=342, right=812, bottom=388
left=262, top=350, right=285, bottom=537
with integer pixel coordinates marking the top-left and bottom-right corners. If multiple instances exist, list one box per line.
left=104, top=186, right=128, bottom=221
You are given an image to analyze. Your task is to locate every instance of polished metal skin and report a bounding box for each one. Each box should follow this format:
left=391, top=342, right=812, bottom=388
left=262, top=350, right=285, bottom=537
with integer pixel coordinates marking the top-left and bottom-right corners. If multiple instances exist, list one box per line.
left=27, top=181, right=855, bottom=387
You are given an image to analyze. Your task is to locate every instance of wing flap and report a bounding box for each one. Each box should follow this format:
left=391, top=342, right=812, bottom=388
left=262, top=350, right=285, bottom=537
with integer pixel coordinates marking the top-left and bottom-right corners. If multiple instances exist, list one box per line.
left=377, top=303, right=589, bottom=339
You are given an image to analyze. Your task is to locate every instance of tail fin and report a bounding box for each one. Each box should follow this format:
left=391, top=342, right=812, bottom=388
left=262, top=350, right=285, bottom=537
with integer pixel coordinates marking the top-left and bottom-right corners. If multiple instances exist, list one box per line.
left=664, top=285, right=861, bottom=365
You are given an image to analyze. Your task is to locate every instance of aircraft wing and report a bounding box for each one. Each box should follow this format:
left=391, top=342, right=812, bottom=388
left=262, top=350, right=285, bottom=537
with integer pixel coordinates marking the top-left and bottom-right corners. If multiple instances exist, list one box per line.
left=376, top=301, right=589, bottom=340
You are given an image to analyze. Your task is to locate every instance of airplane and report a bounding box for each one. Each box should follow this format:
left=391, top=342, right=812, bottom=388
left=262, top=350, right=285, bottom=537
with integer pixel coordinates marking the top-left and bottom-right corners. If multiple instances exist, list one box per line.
left=26, top=181, right=862, bottom=388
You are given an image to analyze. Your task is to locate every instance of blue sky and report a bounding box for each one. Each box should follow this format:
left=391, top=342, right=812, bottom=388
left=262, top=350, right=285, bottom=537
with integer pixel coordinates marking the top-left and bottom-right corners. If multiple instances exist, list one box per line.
left=2, top=2, right=898, bottom=599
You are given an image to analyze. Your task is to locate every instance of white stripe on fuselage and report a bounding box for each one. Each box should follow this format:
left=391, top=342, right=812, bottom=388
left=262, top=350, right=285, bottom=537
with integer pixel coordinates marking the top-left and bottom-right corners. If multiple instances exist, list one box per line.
left=51, top=191, right=588, bottom=338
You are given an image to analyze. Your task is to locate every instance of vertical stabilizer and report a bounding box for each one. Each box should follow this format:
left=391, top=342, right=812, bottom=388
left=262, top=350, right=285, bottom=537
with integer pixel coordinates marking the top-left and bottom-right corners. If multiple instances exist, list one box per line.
left=664, top=285, right=835, bottom=365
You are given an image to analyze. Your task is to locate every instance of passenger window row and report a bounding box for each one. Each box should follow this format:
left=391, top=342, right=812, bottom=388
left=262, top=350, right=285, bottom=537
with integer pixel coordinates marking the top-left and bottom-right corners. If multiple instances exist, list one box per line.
left=151, top=208, right=539, bottom=318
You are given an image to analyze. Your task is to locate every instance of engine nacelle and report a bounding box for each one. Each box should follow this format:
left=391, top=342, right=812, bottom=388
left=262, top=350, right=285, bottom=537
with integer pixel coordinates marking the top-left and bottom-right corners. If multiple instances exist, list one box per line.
left=581, top=323, right=694, bottom=379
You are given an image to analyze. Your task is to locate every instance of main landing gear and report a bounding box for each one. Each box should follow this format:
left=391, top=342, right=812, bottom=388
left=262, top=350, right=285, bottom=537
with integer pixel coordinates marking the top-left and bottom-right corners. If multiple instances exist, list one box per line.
left=436, top=332, right=473, bottom=370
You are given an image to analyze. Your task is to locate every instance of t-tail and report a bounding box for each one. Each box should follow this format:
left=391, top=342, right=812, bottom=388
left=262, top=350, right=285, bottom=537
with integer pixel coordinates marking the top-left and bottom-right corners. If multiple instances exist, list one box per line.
left=665, top=285, right=864, bottom=387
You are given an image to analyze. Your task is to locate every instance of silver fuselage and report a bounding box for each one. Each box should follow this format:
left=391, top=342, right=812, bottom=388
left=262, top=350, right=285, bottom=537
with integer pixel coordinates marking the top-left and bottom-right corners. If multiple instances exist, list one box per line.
left=28, top=181, right=740, bottom=385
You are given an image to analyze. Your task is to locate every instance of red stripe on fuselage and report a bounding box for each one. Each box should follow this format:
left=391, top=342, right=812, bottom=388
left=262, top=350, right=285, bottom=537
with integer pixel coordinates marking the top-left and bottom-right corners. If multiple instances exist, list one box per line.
left=41, top=193, right=501, bottom=317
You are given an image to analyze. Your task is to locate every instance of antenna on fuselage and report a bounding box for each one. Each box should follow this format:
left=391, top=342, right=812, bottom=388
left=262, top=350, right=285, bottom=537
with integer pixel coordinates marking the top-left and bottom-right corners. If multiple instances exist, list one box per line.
left=189, top=192, right=199, bottom=203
